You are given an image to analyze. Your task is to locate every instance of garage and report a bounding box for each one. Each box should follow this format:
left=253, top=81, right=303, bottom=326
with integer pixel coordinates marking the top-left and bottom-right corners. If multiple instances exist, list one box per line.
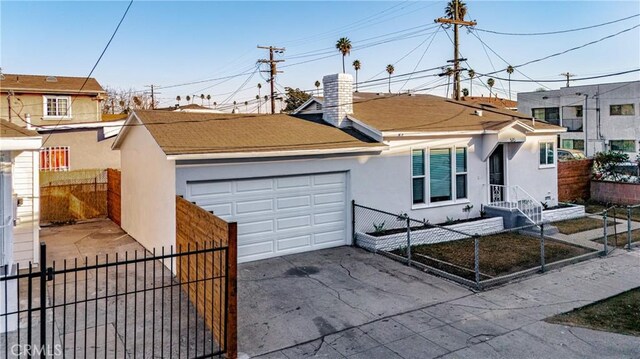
left=185, top=172, right=349, bottom=263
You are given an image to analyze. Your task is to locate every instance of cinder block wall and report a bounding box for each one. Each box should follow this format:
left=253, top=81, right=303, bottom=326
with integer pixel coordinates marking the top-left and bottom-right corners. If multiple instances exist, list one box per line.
left=591, top=181, right=640, bottom=205
left=557, top=159, right=593, bottom=202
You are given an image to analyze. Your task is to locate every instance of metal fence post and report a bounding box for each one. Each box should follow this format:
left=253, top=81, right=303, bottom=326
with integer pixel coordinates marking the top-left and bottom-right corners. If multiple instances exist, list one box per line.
left=351, top=200, right=356, bottom=247
left=406, top=217, right=412, bottom=266
left=603, top=211, right=608, bottom=255
left=474, top=235, right=480, bottom=289
left=39, top=242, right=47, bottom=358
left=628, top=206, right=632, bottom=251
left=540, top=224, right=545, bottom=272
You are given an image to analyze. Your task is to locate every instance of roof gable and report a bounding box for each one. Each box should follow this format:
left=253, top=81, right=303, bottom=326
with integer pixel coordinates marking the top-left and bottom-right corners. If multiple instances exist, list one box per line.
left=0, top=73, right=105, bottom=94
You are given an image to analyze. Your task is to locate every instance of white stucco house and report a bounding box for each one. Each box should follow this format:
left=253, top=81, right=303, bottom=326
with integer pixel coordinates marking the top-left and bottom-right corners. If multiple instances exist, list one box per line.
left=113, top=73, right=564, bottom=263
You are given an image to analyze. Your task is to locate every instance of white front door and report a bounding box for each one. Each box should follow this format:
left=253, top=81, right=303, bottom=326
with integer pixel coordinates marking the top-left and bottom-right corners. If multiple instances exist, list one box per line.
left=186, top=172, right=348, bottom=263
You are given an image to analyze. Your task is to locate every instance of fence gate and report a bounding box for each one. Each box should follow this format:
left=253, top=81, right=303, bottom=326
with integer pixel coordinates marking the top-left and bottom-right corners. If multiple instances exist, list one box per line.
left=1, top=241, right=231, bottom=358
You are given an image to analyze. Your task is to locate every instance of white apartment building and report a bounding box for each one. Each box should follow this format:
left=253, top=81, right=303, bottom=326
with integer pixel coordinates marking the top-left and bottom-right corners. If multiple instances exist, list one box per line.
left=518, top=81, right=639, bottom=159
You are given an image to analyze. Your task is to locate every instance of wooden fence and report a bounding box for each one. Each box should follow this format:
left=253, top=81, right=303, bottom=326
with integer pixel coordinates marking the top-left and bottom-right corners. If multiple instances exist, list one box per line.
left=175, top=196, right=237, bottom=358
left=107, top=169, right=121, bottom=225
left=557, top=159, right=593, bottom=202
left=40, top=170, right=108, bottom=223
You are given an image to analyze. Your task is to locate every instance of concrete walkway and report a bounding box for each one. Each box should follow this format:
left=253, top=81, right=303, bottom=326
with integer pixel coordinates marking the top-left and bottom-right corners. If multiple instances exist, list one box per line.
left=255, top=249, right=640, bottom=359
left=549, top=215, right=640, bottom=250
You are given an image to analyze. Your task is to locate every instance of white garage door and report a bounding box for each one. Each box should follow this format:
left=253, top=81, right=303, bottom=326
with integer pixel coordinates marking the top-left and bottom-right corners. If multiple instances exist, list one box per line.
left=186, top=172, right=348, bottom=263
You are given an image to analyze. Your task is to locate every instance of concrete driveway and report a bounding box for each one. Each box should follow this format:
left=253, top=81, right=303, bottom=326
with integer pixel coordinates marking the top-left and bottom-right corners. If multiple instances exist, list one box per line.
left=237, top=247, right=471, bottom=357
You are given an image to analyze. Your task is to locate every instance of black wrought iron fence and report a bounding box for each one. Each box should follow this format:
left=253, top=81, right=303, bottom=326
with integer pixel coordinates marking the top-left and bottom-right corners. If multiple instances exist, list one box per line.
left=0, top=241, right=229, bottom=358
left=353, top=202, right=599, bottom=290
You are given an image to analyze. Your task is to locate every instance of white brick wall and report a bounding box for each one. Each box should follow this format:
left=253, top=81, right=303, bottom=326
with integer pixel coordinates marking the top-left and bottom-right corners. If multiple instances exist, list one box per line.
left=543, top=205, right=585, bottom=222
left=322, top=73, right=353, bottom=128
left=356, top=217, right=504, bottom=252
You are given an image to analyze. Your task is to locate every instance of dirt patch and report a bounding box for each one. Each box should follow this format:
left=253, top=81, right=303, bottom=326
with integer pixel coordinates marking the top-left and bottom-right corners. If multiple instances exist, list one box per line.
left=593, top=229, right=640, bottom=248
left=546, top=287, right=640, bottom=337
left=392, top=233, right=593, bottom=281
left=553, top=217, right=620, bottom=235
left=585, top=201, right=640, bottom=222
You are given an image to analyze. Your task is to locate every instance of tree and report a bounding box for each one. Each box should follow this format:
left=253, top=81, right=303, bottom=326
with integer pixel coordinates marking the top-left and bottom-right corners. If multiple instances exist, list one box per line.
left=352, top=60, right=361, bottom=92
left=314, top=80, right=321, bottom=96
left=186, top=95, right=191, bottom=103
left=593, top=151, right=630, bottom=181
left=200, top=94, right=205, bottom=105
left=335, top=37, right=352, bottom=73
left=206, top=94, right=211, bottom=107
left=283, top=87, right=311, bottom=112
left=244, top=101, right=248, bottom=112
left=102, top=87, right=154, bottom=114
left=506, top=65, right=514, bottom=100
left=467, top=69, right=475, bottom=96
left=487, top=78, right=495, bottom=97
left=213, top=101, right=217, bottom=108
left=386, top=64, right=395, bottom=93
left=462, top=88, right=469, bottom=97
left=445, top=0, right=467, bottom=20
left=176, top=95, right=181, bottom=104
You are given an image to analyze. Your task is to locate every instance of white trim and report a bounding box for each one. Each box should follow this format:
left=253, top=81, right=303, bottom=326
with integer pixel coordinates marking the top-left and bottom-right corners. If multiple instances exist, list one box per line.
left=291, top=97, right=324, bottom=115
left=410, top=145, right=468, bottom=209
left=42, top=95, right=72, bottom=119
left=166, top=145, right=388, bottom=161
left=0, top=138, right=42, bottom=151
left=346, top=115, right=383, bottom=142
left=538, top=140, right=556, bottom=169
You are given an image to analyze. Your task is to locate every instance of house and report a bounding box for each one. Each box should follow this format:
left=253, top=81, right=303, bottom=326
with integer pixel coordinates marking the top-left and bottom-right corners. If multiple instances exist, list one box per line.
left=0, top=73, right=123, bottom=170
left=518, top=80, right=640, bottom=158
left=157, top=103, right=224, bottom=113
left=0, top=119, right=42, bottom=268
left=113, top=73, right=564, bottom=263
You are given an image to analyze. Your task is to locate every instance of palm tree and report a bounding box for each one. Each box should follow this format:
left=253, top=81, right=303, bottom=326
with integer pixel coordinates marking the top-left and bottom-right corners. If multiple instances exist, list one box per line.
left=506, top=65, right=514, bottom=100
left=232, top=100, right=237, bottom=113
left=352, top=60, right=361, bottom=92
left=176, top=95, right=181, bottom=104
left=314, top=80, right=321, bottom=96
left=206, top=94, right=211, bottom=107
left=186, top=95, right=191, bottom=103
left=462, top=88, right=469, bottom=97
left=335, top=37, right=352, bottom=73
left=386, top=64, right=395, bottom=93
left=200, top=94, right=205, bottom=105
left=213, top=101, right=217, bottom=108
left=445, top=0, right=467, bottom=20
left=467, top=69, right=475, bottom=96
left=244, top=101, right=248, bottom=112
left=487, top=78, right=495, bottom=97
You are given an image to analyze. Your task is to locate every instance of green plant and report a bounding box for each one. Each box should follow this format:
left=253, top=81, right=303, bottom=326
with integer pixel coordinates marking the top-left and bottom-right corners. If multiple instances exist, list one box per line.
left=480, top=210, right=487, bottom=218
left=593, top=151, right=630, bottom=182
left=396, top=212, right=408, bottom=221
left=373, top=222, right=386, bottom=234
left=542, top=201, right=549, bottom=210
left=445, top=216, right=456, bottom=225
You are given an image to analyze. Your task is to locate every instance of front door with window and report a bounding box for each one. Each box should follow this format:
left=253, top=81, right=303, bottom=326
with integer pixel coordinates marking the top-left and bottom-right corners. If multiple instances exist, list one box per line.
left=489, top=144, right=505, bottom=202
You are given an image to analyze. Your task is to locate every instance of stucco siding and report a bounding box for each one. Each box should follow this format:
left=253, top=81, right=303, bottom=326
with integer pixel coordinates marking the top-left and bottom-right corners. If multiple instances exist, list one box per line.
left=11, top=151, right=39, bottom=265
left=42, top=130, right=120, bottom=170
left=120, top=124, right=175, bottom=253
left=0, top=94, right=100, bottom=126
left=506, top=135, right=559, bottom=206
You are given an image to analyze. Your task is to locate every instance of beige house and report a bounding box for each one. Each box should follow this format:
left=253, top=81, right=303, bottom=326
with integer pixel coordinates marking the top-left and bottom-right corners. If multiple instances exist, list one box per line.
left=0, top=73, right=123, bottom=170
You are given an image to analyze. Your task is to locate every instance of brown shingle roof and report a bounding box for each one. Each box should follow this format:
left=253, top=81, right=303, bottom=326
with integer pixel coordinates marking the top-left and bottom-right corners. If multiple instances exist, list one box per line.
left=0, top=73, right=104, bottom=94
left=351, top=93, right=562, bottom=133
left=462, top=96, right=517, bottom=109
left=101, top=113, right=129, bottom=122
left=131, top=110, right=382, bottom=155
left=1, top=119, right=39, bottom=138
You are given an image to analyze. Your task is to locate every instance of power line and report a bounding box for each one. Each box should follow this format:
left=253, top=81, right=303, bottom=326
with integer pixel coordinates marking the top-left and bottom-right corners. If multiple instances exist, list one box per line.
left=474, top=68, right=640, bottom=83
left=41, top=0, right=134, bottom=147
left=475, top=14, right=640, bottom=36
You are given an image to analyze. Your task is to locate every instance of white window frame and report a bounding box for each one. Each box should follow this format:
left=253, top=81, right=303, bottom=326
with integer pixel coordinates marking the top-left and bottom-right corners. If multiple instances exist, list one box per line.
left=40, top=146, right=70, bottom=171
left=411, top=149, right=426, bottom=205
left=42, top=95, right=71, bottom=119
left=411, top=145, right=469, bottom=209
left=539, top=141, right=556, bottom=169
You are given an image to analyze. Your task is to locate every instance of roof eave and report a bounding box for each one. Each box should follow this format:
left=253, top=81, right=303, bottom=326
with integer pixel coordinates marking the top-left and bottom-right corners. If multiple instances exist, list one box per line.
left=166, top=145, right=388, bottom=161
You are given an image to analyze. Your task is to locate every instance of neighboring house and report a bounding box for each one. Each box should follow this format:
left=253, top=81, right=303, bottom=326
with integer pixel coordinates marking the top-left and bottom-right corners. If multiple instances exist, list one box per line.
left=0, top=119, right=42, bottom=268
left=0, top=73, right=123, bottom=170
left=518, top=81, right=640, bottom=158
left=461, top=96, right=518, bottom=111
left=113, top=73, right=564, bottom=264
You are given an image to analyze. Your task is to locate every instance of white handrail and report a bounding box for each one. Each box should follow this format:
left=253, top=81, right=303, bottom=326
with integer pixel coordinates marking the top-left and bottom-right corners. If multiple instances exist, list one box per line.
left=488, top=185, right=542, bottom=224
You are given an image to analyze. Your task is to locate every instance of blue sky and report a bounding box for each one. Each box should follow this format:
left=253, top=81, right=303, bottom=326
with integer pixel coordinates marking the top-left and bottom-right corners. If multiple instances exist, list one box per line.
left=2, top=1, right=639, bottom=110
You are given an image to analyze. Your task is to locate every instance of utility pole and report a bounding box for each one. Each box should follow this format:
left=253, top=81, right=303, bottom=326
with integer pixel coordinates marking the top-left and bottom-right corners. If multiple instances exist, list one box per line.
left=145, top=84, right=158, bottom=109
left=435, top=0, right=476, bottom=101
left=257, top=45, right=285, bottom=114
left=560, top=72, right=575, bottom=88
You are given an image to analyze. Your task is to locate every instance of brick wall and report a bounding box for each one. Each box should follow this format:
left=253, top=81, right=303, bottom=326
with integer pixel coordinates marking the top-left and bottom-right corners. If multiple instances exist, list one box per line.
left=591, top=180, right=640, bottom=205
left=557, top=159, right=593, bottom=202
left=106, top=169, right=121, bottom=226
left=175, top=196, right=237, bottom=358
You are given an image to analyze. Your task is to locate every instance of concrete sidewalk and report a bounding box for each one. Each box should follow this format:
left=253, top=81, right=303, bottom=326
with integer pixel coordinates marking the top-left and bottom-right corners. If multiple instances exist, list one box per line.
left=549, top=215, right=640, bottom=251
left=255, top=250, right=640, bottom=359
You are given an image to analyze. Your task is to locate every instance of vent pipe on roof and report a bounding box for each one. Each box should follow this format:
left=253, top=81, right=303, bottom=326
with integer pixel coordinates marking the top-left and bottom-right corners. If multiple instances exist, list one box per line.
left=474, top=110, right=483, bottom=117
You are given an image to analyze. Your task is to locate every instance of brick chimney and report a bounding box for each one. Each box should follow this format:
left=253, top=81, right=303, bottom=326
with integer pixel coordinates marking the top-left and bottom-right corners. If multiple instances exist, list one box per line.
left=322, top=73, right=353, bottom=128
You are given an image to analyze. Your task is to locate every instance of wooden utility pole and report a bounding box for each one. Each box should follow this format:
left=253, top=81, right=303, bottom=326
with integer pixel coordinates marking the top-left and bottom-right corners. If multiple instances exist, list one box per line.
left=257, top=45, right=285, bottom=114
left=145, top=84, right=158, bottom=109
left=435, top=1, right=476, bottom=101
left=560, top=72, right=575, bottom=87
